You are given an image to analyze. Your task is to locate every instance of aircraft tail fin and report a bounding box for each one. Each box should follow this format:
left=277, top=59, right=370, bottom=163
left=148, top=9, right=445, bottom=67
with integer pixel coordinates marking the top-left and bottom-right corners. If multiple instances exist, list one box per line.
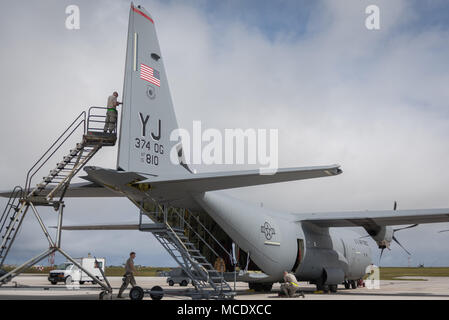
left=117, top=4, right=191, bottom=177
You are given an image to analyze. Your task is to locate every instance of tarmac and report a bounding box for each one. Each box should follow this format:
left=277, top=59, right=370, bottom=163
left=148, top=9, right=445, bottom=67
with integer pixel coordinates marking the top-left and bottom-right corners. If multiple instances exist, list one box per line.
left=1, top=274, right=449, bottom=300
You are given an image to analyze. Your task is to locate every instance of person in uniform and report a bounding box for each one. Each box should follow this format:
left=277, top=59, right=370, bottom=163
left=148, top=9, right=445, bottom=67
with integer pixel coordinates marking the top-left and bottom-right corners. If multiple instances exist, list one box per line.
left=214, top=257, right=226, bottom=273
left=279, top=271, right=304, bottom=298
left=103, top=91, right=122, bottom=133
left=117, top=252, right=137, bottom=298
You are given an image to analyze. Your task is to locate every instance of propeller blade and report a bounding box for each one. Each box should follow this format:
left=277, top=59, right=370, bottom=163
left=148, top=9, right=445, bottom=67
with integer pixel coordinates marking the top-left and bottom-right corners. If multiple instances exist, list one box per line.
left=393, top=201, right=397, bottom=211
left=379, top=248, right=385, bottom=264
left=392, top=235, right=411, bottom=255
left=394, top=224, right=418, bottom=232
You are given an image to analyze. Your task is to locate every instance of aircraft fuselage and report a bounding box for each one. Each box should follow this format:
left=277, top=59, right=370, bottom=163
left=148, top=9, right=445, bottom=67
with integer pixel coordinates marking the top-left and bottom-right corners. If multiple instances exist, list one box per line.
left=195, top=191, right=372, bottom=284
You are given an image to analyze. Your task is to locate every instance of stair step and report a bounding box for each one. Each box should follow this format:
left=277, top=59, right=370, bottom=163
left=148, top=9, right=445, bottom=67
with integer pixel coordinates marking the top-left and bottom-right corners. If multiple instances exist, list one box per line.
left=199, top=263, right=213, bottom=267
left=191, top=255, right=207, bottom=260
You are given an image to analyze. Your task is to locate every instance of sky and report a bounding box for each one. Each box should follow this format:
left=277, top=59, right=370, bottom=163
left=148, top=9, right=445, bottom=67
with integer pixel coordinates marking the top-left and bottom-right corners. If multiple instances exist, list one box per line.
left=0, top=0, right=449, bottom=268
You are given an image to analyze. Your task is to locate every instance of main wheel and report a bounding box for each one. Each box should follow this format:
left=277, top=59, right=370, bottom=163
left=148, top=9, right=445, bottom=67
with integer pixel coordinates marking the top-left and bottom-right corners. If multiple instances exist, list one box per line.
left=344, top=281, right=350, bottom=289
left=261, top=283, right=273, bottom=292
left=350, top=280, right=357, bottom=289
left=149, top=286, right=164, bottom=300
left=79, top=281, right=85, bottom=285
left=316, top=282, right=325, bottom=291
left=129, top=286, right=145, bottom=300
left=329, top=284, right=338, bottom=293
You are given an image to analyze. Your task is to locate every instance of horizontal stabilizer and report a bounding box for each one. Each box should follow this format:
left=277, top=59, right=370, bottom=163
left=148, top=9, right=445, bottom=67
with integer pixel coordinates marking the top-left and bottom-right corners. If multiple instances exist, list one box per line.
left=53, top=223, right=140, bottom=231
left=139, top=164, right=342, bottom=192
left=0, top=182, right=124, bottom=199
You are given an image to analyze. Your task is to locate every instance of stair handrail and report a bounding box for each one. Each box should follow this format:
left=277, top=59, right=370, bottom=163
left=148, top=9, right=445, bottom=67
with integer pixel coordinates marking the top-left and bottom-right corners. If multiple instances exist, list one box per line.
left=0, top=186, right=22, bottom=235
left=171, top=208, right=234, bottom=292
left=171, top=208, right=234, bottom=265
left=139, top=201, right=233, bottom=293
left=140, top=201, right=234, bottom=267
left=86, top=106, right=118, bottom=134
left=189, top=213, right=234, bottom=264
left=24, top=111, right=86, bottom=197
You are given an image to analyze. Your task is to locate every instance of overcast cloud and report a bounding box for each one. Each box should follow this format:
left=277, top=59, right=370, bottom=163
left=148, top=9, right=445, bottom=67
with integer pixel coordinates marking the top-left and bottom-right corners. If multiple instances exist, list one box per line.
left=1, top=0, right=449, bottom=267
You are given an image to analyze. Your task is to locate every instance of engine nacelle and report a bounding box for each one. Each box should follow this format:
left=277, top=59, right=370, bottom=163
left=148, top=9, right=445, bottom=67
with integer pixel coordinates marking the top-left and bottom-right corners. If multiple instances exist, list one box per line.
left=364, top=226, right=393, bottom=249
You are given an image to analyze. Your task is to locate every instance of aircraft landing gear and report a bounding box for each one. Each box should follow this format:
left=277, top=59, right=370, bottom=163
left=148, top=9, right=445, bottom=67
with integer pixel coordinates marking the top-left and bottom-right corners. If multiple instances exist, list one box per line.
left=343, top=280, right=357, bottom=289
left=249, top=282, right=273, bottom=292
left=350, top=280, right=357, bottom=289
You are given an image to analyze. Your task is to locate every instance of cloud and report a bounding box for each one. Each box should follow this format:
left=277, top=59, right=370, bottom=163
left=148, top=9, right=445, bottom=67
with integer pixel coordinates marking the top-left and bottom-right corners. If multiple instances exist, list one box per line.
left=1, top=0, right=449, bottom=267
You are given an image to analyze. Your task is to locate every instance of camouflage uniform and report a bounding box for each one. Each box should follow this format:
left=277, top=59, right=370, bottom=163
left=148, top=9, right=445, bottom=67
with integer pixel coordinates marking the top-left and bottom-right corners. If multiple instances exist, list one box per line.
left=117, top=257, right=136, bottom=298
left=104, top=95, right=118, bottom=133
left=280, top=273, right=299, bottom=297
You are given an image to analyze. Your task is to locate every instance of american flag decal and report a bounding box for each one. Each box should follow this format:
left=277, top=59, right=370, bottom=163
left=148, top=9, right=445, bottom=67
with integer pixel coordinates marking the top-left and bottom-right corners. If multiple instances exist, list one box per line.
left=140, top=64, right=161, bottom=87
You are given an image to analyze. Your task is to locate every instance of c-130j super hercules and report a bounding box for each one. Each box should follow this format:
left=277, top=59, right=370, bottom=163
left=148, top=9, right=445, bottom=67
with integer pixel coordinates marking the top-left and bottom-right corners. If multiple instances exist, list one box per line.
left=1, top=3, right=449, bottom=299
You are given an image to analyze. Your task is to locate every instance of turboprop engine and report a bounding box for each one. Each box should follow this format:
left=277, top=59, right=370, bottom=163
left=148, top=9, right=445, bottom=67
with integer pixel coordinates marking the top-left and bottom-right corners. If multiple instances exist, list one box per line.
left=364, top=226, right=393, bottom=249
left=364, top=223, right=417, bottom=260
left=363, top=202, right=418, bottom=260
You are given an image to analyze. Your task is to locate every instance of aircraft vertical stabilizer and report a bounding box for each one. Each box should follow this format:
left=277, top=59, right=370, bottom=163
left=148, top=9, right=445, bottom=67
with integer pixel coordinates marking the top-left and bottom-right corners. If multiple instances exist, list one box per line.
left=117, top=4, right=191, bottom=177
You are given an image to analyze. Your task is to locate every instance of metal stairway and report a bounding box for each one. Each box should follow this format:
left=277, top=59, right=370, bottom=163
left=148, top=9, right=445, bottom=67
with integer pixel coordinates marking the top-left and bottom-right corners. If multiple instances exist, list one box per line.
left=140, top=207, right=235, bottom=299
left=28, top=140, right=102, bottom=202
left=0, top=187, right=24, bottom=265
left=0, top=107, right=116, bottom=287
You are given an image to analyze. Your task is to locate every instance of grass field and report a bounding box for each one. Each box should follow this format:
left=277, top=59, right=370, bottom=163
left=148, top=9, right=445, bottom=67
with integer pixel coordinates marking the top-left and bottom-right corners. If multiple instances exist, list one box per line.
left=379, top=267, right=449, bottom=281
left=2, top=266, right=172, bottom=277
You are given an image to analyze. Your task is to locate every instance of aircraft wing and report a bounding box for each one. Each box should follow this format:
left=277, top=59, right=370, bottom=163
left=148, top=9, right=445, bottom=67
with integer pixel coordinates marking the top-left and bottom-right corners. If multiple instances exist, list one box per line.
left=0, top=182, right=124, bottom=198
left=297, top=208, right=449, bottom=227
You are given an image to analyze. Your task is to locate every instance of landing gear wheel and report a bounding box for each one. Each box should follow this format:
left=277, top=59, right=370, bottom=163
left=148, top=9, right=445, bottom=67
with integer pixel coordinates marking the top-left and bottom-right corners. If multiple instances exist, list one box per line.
left=329, top=284, right=338, bottom=293
left=344, top=281, right=350, bottom=289
left=79, top=281, right=85, bottom=285
left=316, top=282, right=325, bottom=292
left=250, top=283, right=272, bottom=292
left=129, top=286, right=145, bottom=300
left=350, top=280, right=357, bottom=289
left=262, top=283, right=273, bottom=292
left=149, top=286, right=164, bottom=300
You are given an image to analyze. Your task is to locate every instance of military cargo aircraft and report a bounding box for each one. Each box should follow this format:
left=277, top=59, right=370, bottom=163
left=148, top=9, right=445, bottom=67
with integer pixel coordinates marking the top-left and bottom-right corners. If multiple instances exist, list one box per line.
left=2, top=4, right=449, bottom=295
